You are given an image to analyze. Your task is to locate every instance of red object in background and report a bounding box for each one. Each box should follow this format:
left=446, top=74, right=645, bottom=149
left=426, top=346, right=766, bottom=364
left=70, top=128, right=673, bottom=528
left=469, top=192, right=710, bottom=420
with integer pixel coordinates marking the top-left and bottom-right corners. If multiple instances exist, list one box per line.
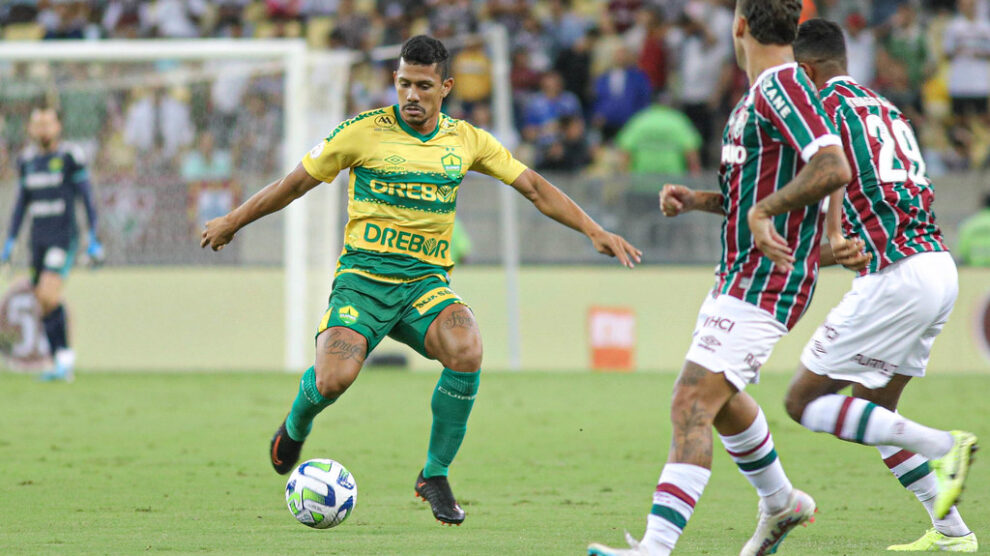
left=800, top=0, right=818, bottom=23
left=589, top=307, right=636, bottom=371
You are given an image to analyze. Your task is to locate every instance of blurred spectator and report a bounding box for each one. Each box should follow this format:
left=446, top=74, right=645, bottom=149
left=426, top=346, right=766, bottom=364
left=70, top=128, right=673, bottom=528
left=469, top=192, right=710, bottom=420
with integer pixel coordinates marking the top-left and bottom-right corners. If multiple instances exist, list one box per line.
left=452, top=35, right=492, bottom=113
left=208, top=59, right=254, bottom=149
left=636, top=7, right=669, bottom=93
left=40, top=1, right=87, bottom=40
left=591, top=45, right=652, bottom=140
left=428, top=0, right=476, bottom=38
left=522, top=71, right=582, bottom=143
left=843, top=12, right=876, bottom=86
left=160, top=86, right=195, bottom=158
left=880, top=3, right=928, bottom=112
left=543, top=0, right=589, bottom=55
left=233, top=93, right=279, bottom=174
left=2, top=1, right=39, bottom=25
left=676, top=0, right=733, bottom=167
left=147, top=0, right=206, bottom=38
left=957, top=193, right=990, bottom=266
left=590, top=17, right=626, bottom=78
left=535, top=116, right=592, bottom=172
left=513, top=14, right=554, bottom=72
left=943, top=0, right=990, bottom=123
left=181, top=131, right=233, bottom=182
left=334, top=0, right=373, bottom=49
left=123, top=87, right=156, bottom=154
left=615, top=94, right=702, bottom=179
left=102, top=0, right=147, bottom=38
left=608, top=0, right=642, bottom=34
left=553, top=32, right=593, bottom=112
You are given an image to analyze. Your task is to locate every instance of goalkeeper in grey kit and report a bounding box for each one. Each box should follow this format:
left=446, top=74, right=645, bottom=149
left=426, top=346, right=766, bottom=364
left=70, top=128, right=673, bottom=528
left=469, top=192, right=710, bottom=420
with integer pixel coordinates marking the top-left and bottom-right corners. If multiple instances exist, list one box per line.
left=1, top=107, right=104, bottom=381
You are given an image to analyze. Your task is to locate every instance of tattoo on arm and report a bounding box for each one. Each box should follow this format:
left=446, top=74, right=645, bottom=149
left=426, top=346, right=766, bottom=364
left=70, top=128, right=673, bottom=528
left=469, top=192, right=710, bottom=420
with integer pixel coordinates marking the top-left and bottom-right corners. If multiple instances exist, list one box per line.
left=324, top=330, right=365, bottom=361
left=756, top=151, right=849, bottom=217
left=440, top=308, right=475, bottom=331
left=696, top=192, right=726, bottom=215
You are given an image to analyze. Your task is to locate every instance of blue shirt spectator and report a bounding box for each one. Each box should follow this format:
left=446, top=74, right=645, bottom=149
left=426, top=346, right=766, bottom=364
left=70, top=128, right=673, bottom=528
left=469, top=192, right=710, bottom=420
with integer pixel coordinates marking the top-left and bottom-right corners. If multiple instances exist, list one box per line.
left=592, top=46, right=652, bottom=140
left=523, top=71, right=583, bottom=143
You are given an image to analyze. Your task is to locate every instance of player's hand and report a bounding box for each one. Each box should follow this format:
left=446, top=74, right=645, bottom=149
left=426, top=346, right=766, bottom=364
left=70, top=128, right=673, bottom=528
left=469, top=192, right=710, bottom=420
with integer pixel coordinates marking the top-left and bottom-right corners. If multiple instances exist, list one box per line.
left=0, top=238, right=13, bottom=264
left=747, top=206, right=794, bottom=271
left=201, top=215, right=238, bottom=251
left=87, top=231, right=105, bottom=267
left=830, top=235, right=872, bottom=272
left=589, top=228, right=642, bottom=269
left=660, top=184, right=696, bottom=217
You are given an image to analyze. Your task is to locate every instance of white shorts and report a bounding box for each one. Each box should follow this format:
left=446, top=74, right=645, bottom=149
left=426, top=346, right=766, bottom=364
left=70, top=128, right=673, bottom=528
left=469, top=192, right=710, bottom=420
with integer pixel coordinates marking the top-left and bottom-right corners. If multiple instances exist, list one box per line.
left=800, top=251, right=958, bottom=389
left=685, top=292, right=788, bottom=391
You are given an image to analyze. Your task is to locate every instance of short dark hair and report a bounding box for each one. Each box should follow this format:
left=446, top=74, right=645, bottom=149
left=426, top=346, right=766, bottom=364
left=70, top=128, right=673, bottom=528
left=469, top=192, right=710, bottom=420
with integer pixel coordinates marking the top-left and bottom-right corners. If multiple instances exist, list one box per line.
left=399, top=35, right=450, bottom=80
left=738, top=0, right=803, bottom=45
left=793, top=18, right=847, bottom=65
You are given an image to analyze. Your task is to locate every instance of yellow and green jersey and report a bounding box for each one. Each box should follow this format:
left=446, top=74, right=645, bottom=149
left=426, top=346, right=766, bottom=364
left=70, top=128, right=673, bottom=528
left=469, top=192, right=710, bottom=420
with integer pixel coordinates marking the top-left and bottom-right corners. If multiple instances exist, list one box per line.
left=302, top=105, right=527, bottom=283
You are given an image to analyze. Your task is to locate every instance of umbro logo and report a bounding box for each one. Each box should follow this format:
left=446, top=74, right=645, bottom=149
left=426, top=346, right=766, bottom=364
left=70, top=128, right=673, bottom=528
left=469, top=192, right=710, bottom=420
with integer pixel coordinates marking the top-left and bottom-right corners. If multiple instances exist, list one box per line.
left=375, top=115, right=396, bottom=127
left=698, top=335, right=721, bottom=352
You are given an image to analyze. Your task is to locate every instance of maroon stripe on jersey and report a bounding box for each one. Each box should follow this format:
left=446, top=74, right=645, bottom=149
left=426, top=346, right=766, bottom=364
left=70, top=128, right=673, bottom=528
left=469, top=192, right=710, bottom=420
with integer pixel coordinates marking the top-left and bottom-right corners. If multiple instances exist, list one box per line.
left=834, top=396, right=855, bottom=437
left=759, top=67, right=833, bottom=158
left=883, top=450, right=916, bottom=469
left=655, top=483, right=697, bottom=508
left=726, top=431, right=770, bottom=458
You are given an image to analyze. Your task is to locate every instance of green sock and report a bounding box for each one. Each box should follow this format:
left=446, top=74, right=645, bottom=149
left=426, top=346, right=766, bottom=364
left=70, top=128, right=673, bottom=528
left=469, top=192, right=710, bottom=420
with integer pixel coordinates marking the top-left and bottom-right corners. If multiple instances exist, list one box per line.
left=285, top=366, right=336, bottom=442
left=424, top=368, right=480, bottom=478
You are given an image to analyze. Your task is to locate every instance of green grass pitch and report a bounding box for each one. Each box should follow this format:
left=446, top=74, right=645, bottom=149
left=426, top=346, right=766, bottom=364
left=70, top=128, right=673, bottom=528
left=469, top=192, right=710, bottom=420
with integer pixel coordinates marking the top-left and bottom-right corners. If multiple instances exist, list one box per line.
left=1, top=370, right=987, bottom=555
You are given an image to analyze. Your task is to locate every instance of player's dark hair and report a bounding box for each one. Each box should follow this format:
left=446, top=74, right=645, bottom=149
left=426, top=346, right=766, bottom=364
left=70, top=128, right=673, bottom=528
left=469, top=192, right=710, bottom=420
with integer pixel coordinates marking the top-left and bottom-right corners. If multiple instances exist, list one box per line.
left=793, top=18, right=847, bottom=65
left=399, top=35, right=450, bottom=80
left=737, top=0, right=803, bottom=45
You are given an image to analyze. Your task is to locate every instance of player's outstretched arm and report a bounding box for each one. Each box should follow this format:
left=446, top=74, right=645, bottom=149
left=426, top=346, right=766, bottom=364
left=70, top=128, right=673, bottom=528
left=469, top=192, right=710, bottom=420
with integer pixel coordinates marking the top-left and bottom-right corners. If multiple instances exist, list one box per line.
left=2, top=185, right=28, bottom=264
left=746, top=145, right=852, bottom=270
left=510, top=169, right=642, bottom=268
left=660, top=184, right=724, bottom=217
left=201, top=163, right=322, bottom=251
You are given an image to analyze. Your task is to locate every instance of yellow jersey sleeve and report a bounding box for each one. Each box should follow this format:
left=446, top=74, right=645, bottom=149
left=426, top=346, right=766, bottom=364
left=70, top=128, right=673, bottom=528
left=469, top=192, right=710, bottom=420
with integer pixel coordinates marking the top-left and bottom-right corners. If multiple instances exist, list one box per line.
left=465, top=125, right=528, bottom=185
left=301, top=114, right=368, bottom=182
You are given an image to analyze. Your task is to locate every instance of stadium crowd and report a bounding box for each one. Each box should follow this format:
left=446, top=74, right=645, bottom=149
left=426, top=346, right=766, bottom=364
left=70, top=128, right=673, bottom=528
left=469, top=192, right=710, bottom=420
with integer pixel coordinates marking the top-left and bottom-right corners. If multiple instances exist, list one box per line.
left=0, top=0, right=988, bottom=180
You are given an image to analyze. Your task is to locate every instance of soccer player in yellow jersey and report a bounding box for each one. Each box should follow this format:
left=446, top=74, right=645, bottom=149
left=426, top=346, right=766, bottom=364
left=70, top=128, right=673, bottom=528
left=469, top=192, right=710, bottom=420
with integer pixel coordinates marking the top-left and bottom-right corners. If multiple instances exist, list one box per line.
left=201, top=35, right=641, bottom=525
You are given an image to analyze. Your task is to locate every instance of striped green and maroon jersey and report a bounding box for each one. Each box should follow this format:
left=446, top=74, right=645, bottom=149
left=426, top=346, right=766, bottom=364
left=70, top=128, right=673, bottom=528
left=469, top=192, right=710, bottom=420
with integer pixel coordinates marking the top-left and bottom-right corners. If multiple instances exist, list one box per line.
left=820, top=76, right=947, bottom=275
left=717, top=63, right=841, bottom=330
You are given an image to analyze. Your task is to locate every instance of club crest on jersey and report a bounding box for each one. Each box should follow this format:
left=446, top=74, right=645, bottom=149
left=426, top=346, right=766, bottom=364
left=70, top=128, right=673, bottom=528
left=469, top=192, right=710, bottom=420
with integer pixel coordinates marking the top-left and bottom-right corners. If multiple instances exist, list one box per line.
left=47, top=157, right=64, bottom=172
left=728, top=108, right=749, bottom=139
left=441, top=153, right=462, bottom=180
left=337, top=305, right=359, bottom=325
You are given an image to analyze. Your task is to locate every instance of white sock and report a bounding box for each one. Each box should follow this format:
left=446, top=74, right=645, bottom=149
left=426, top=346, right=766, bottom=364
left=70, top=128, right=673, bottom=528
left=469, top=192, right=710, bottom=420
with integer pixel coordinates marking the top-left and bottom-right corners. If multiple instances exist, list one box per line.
left=877, top=445, right=971, bottom=537
left=801, top=395, right=953, bottom=459
left=719, top=409, right=792, bottom=513
left=642, top=463, right=711, bottom=554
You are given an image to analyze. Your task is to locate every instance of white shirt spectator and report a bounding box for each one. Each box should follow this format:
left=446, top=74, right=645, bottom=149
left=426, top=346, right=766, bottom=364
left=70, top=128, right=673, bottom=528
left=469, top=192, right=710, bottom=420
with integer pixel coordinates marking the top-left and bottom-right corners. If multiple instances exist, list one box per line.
left=159, top=91, right=195, bottom=157
left=148, top=0, right=206, bottom=38
left=677, top=5, right=732, bottom=104
left=123, top=94, right=155, bottom=152
left=844, top=28, right=876, bottom=86
left=943, top=12, right=990, bottom=97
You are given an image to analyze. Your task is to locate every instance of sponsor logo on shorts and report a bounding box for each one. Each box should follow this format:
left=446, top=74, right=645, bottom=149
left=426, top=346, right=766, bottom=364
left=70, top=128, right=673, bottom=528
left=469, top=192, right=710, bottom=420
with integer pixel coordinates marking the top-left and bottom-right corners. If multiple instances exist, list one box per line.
left=811, top=340, right=827, bottom=358
left=338, top=305, right=359, bottom=325
left=744, top=353, right=762, bottom=372
left=822, top=324, right=840, bottom=341
left=412, top=287, right=460, bottom=315
left=698, top=335, right=721, bottom=352
left=703, top=315, right=736, bottom=333
left=853, top=353, right=897, bottom=376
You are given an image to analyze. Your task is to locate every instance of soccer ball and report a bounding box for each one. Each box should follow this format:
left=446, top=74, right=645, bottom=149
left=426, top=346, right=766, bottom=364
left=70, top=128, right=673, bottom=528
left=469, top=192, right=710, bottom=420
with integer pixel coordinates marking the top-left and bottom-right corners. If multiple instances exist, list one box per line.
left=285, top=458, right=357, bottom=529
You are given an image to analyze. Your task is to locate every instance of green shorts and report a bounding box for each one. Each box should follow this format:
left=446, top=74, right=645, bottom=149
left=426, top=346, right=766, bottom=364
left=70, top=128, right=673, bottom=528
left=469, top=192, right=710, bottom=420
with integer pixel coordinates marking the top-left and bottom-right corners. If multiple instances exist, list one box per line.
left=316, top=272, right=467, bottom=359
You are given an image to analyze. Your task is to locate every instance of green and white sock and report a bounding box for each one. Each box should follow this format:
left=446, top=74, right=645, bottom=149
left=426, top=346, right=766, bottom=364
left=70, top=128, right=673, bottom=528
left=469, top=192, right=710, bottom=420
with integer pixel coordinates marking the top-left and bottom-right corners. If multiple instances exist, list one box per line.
left=285, top=366, right=336, bottom=442
left=424, top=368, right=480, bottom=478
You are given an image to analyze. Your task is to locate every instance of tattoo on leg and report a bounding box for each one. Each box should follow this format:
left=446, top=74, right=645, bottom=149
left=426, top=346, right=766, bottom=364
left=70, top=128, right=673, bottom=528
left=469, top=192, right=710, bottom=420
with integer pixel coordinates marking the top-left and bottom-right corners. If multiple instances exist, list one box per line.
left=671, top=400, right=714, bottom=466
left=440, top=308, right=474, bottom=331
left=678, top=365, right=708, bottom=387
left=324, top=330, right=365, bottom=361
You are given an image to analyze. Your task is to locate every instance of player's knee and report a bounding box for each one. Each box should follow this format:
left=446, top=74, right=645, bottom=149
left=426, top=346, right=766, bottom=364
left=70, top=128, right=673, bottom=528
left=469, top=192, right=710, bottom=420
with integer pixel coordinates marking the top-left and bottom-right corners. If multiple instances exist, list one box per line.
left=35, top=290, right=59, bottom=315
left=313, top=367, right=356, bottom=399
left=441, top=338, right=482, bottom=372
left=783, top=391, right=808, bottom=424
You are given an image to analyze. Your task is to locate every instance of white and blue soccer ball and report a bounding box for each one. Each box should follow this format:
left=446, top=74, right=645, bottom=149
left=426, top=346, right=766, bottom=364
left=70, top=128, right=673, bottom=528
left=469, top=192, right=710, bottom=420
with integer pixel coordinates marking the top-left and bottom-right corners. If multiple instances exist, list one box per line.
left=285, top=458, right=357, bottom=529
